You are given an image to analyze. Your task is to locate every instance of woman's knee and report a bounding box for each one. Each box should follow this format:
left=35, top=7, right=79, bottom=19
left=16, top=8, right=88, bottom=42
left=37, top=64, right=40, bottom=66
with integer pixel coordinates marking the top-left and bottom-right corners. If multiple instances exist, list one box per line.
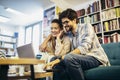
left=50, top=56, right=57, bottom=62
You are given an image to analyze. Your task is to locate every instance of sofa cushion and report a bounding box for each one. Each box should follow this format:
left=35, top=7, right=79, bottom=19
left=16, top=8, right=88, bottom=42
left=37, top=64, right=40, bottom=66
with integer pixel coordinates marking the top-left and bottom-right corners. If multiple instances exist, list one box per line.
left=101, top=42, right=120, bottom=65
left=84, top=66, right=120, bottom=80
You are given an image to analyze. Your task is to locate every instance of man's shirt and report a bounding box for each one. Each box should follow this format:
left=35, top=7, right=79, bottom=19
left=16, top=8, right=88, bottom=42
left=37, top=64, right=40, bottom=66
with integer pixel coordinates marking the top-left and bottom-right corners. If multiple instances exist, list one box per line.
left=68, top=23, right=110, bottom=66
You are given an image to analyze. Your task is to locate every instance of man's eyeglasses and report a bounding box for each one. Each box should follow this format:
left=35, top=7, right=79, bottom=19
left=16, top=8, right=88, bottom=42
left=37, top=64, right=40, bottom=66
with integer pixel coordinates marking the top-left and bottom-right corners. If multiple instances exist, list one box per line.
left=62, top=21, right=69, bottom=25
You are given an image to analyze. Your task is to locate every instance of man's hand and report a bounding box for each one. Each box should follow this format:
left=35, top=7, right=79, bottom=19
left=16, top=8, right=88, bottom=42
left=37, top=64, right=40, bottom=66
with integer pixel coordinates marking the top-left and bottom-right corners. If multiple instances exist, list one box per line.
left=71, top=48, right=81, bottom=54
left=44, top=59, right=60, bottom=70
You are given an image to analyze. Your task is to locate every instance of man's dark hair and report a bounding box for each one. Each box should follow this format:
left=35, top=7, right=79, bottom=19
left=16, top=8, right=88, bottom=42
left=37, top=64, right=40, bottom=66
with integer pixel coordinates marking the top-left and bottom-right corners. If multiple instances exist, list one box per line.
left=59, top=8, right=79, bottom=23
left=51, top=19, right=63, bottom=29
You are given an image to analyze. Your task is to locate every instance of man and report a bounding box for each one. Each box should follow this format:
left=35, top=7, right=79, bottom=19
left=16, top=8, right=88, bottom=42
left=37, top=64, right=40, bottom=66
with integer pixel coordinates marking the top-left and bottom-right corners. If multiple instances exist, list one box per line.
left=44, top=8, right=110, bottom=80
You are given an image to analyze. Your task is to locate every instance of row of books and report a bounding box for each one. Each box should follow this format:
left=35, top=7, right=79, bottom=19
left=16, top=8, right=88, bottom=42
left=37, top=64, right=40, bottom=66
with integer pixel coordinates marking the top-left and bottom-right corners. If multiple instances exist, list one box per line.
left=90, top=13, right=100, bottom=23
left=103, top=19, right=119, bottom=31
left=76, top=1, right=100, bottom=17
left=101, top=7, right=120, bottom=21
left=104, top=32, right=120, bottom=44
left=93, top=23, right=102, bottom=33
left=79, top=17, right=88, bottom=23
left=76, top=9, right=85, bottom=17
left=101, top=0, right=120, bottom=10
left=0, top=49, right=6, bottom=58
left=0, top=48, right=14, bottom=57
left=98, top=32, right=120, bottom=44
left=87, top=1, right=100, bottom=14
left=94, top=19, right=120, bottom=33
left=79, top=13, right=100, bottom=24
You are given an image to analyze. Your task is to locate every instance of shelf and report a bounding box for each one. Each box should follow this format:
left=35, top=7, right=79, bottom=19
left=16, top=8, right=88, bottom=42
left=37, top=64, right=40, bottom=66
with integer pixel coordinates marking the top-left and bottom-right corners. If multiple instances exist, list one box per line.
left=102, top=17, right=119, bottom=22
left=104, top=29, right=120, bottom=34
left=0, top=47, right=14, bottom=50
left=78, top=15, right=87, bottom=18
left=0, top=41, right=16, bottom=44
left=87, top=11, right=100, bottom=16
left=0, top=33, right=18, bottom=56
left=96, top=32, right=102, bottom=35
left=102, top=5, right=120, bottom=11
left=0, top=34, right=15, bottom=38
left=77, top=0, right=120, bottom=44
left=91, top=21, right=101, bottom=25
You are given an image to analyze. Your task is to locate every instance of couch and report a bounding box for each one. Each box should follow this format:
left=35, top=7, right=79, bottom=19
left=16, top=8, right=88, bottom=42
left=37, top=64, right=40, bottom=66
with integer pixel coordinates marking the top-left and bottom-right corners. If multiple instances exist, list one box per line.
left=84, top=42, right=120, bottom=80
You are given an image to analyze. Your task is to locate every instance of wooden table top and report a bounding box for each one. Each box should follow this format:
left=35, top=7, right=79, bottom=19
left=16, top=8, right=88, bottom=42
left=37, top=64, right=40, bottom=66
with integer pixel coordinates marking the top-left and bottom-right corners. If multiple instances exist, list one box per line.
left=0, top=58, right=45, bottom=65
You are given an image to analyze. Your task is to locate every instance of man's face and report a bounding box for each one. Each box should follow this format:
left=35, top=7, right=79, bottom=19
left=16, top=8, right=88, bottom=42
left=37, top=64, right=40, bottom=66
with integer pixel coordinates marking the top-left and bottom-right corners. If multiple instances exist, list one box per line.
left=61, top=18, right=73, bottom=33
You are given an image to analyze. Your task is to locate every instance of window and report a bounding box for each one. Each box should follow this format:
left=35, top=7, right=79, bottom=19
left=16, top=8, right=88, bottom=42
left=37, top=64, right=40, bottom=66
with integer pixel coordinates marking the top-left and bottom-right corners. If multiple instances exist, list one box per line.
left=25, top=21, right=42, bottom=55
left=25, top=27, right=32, bottom=44
left=33, top=24, right=40, bottom=54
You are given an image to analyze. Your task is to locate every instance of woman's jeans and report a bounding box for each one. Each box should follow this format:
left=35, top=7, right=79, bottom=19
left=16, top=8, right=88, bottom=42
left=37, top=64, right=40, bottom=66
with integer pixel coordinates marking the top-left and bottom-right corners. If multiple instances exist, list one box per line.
left=51, top=53, right=101, bottom=80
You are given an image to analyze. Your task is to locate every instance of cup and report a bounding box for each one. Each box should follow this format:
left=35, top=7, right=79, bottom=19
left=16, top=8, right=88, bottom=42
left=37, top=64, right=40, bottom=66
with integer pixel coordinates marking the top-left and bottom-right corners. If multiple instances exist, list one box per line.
left=36, top=54, right=42, bottom=59
left=34, top=64, right=45, bottom=72
left=19, top=65, right=24, bottom=76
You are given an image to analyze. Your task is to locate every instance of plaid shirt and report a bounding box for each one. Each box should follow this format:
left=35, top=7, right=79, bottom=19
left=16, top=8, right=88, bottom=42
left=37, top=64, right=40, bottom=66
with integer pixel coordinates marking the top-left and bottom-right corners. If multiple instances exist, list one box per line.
left=69, top=23, right=110, bottom=66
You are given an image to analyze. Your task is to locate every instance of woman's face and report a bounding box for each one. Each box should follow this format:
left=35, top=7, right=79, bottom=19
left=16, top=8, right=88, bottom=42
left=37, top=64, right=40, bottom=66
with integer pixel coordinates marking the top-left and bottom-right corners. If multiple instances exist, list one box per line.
left=51, top=22, right=61, bottom=37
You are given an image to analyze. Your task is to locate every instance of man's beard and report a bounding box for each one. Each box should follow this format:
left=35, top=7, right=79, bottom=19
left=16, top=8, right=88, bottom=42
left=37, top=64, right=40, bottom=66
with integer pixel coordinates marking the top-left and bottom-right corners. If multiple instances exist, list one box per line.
left=64, top=25, right=72, bottom=33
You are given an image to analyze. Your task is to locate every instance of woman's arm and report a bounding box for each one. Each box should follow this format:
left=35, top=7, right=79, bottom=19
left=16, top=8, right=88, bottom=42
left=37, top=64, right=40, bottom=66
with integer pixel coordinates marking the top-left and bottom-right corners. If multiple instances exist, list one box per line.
left=39, top=34, right=52, bottom=52
left=55, top=36, right=71, bottom=56
left=55, top=30, right=71, bottom=56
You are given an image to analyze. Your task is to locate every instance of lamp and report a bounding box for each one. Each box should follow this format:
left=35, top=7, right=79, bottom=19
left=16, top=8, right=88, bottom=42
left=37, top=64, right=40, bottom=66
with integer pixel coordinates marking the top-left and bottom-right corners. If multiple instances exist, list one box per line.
left=0, top=16, right=10, bottom=22
left=5, top=7, right=25, bottom=16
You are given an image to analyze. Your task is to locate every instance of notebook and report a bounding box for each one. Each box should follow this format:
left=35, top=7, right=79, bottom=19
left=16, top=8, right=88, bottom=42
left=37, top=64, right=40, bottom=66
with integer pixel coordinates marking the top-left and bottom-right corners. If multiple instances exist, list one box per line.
left=17, top=43, right=35, bottom=58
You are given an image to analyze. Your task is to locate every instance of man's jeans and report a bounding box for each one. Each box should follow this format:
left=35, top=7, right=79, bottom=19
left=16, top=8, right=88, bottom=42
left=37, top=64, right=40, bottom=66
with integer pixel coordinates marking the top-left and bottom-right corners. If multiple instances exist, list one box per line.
left=51, top=53, right=101, bottom=80
left=50, top=57, right=70, bottom=80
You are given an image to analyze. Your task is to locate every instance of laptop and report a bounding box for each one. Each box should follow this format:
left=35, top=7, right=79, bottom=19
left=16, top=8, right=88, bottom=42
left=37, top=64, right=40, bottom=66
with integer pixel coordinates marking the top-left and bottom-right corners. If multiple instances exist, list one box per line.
left=17, top=43, right=35, bottom=58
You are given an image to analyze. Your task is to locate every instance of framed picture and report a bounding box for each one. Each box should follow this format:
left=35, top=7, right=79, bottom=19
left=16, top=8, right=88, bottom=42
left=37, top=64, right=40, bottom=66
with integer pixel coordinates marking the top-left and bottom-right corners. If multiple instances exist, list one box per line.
left=43, top=6, right=55, bottom=40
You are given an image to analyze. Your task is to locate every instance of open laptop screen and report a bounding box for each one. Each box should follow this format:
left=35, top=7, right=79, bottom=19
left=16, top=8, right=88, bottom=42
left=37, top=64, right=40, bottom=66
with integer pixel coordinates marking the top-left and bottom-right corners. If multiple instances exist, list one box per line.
left=17, top=43, right=35, bottom=58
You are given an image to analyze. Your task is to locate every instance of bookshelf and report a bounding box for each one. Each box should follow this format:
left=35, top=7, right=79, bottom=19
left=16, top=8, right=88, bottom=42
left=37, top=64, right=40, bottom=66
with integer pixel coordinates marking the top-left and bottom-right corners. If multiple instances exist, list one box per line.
left=77, top=0, right=120, bottom=44
left=0, top=33, right=18, bottom=56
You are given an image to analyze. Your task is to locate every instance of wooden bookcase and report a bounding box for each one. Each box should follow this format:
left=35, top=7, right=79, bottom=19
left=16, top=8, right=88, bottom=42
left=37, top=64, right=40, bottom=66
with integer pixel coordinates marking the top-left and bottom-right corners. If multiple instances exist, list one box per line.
left=77, top=0, right=120, bottom=44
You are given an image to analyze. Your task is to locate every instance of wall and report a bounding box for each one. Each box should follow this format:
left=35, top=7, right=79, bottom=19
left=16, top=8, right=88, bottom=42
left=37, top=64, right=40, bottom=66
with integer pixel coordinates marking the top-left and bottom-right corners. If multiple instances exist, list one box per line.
left=0, top=23, right=25, bottom=47
left=0, top=24, right=18, bottom=36
left=17, top=26, right=25, bottom=46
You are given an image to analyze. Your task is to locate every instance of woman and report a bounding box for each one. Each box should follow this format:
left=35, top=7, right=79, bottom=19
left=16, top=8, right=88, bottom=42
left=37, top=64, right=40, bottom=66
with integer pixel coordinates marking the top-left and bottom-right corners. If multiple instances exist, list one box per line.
left=39, top=19, right=71, bottom=80
left=39, top=19, right=71, bottom=62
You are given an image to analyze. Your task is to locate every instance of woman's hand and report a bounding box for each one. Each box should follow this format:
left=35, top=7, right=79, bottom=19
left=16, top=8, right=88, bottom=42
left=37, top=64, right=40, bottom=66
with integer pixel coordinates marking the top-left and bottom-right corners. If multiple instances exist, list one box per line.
left=39, top=34, right=52, bottom=52
left=57, top=30, right=64, bottom=39
left=39, top=43, right=47, bottom=52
